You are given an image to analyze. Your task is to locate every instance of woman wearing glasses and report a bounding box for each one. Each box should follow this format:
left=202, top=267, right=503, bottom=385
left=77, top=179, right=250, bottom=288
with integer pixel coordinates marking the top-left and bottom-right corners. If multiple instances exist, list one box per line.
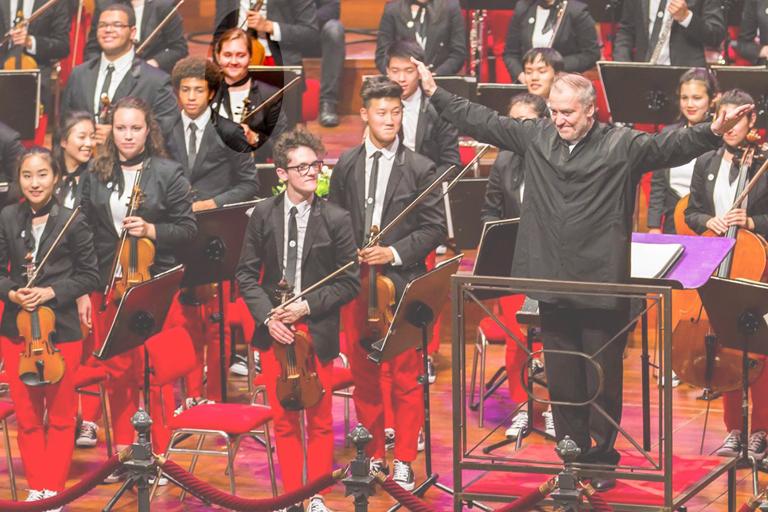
left=236, top=127, right=359, bottom=512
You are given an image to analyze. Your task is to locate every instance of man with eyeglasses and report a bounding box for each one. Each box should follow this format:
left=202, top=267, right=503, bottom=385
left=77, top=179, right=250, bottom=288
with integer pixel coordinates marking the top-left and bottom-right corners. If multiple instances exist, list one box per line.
left=61, top=2, right=179, bottom=142
left=236, top=127, right=359, bottom=512
left=328, top=76, right=445, bottom=491
left=84, top=0, right=189, bottom=73
left=0, top=0, right=70, bottom=113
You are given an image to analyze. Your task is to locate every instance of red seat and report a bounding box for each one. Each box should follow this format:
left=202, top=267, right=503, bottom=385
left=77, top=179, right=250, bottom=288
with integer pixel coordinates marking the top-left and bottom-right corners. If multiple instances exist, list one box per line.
left=168, top=403, right=273, bottom=435
left=74, top=365, right=108, bottom=388
left=479, top=316, right=508, bottom=343
left=0, top=401, right=14, bottom=421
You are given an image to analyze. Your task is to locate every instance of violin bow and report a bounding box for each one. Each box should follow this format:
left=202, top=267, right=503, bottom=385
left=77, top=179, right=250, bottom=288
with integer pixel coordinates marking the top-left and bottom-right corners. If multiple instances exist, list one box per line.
left=70, top=0, right=84, bottom=69
left=272, top=144, right=492, bottom=312
left=239, top=75, right=303, bottom=124
left=1, top=0, right=63, bottom=46
left=136, top=0, right=185, bottom=57
left=730, top=153, right=768, bottom=211
left=26, top=205, right=82, bottom=288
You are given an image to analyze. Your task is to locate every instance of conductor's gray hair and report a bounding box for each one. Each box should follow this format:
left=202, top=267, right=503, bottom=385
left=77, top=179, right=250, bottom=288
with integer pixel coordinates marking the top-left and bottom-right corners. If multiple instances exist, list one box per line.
left=552, top=74, right=596, bottom=109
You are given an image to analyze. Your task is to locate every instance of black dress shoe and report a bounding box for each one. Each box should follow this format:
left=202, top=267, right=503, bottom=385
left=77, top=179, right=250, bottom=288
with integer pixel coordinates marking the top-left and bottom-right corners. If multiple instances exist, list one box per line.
left=590, top=476, right=616, bottom=492
left=319, top=102, right=339, bottom=127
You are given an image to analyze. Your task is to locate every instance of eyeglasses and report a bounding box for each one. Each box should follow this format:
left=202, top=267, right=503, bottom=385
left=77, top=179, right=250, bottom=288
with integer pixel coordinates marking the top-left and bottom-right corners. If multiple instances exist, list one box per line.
left=285, top=160, right=323, bottom=176
left=97, top=22, right=132, bottom=31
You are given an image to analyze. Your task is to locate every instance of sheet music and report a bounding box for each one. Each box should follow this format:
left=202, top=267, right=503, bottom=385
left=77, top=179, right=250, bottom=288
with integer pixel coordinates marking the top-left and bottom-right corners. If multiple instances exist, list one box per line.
left=630, top=242, right=684, bottom=279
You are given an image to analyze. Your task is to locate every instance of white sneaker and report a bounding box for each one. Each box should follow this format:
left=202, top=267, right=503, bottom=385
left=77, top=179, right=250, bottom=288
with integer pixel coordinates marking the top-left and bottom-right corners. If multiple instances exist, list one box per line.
left=505, top=411, right=529, bottom=440
left=174, top=397, right=214, bottom=417
left=42, top=489, right=62, bottom=512
left=392, top=459, right=415, bottom=491
left=308, top=494, right=331, bottom=512
left=384, top=428, right=395, bottom=451
left=229, top=360, right=248, bottom=377
left=75, top=420, right=99, bottom=448
left=25, top=489, right=45, bottom=502
left=542, top=410, right=556, bottom=438
left=426, top=356, right=436, bottom=384
left=417, top=429, right=425, bottom=452
left=149, top=474, right=169, bottom=486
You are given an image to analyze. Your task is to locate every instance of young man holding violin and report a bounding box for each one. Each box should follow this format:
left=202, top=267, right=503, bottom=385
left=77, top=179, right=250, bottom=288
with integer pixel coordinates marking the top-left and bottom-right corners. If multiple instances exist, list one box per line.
left=328, top=76, right=446, bottom=490
left=236, top=127, right=359, bottom=512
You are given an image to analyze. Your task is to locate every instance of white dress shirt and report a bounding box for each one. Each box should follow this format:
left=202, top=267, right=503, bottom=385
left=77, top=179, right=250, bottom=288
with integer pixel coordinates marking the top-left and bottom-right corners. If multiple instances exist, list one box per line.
left=364, top=136, right=403, bottom=265
left=669, top=158, right=696, bottom=197
left=94, top=49, right=135, bottom=116
left=283, top=195, right=312, bottom=295
left=181, top=108, right=212, bottom=157
left=110, top=169, right=140, bottom=234
left=132, top=0, right=145, bottom=40
left=410, top=4, right=427, bottom=49
left=225, top=88, right=249, bottom=123
left=30, top=221, right=46, bottom=263
left=713, top=156, right=739, bottom=218
left=531, top=5, right=554, bottom=48
left=401, top=88, right=422, bottom=152
left=647, top=0, right=693, bottom=65
left=10, top=0, right=36, bottom=54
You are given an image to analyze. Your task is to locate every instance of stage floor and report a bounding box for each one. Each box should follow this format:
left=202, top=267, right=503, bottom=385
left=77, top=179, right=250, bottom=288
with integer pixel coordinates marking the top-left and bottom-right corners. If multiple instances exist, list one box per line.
left=0, top=295, right=764, bottom=511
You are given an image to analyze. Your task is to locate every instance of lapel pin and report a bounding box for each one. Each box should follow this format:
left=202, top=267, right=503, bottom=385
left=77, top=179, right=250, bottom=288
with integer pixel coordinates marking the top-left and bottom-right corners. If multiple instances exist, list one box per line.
left=407, top=20, right=414, bottom=28
left=528, top=16, right=535, bottom=24
left=707, top=174, right=715, bottom=181
left=107, top=181, right=114, bottom=189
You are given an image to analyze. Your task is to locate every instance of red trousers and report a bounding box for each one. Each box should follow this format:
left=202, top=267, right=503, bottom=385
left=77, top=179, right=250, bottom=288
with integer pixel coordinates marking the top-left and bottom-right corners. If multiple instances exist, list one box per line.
left=342, top=299, right=424, bottom=462
left=723, top=359, right=768, bottom=432
left=260, top=348, right=334, bottom=493
left=80, top=293, right=174, bottom=451
left=166, top=288, right=232, bottom=402
left=2, top=336, right=81, bottom=491
left=499, top=295, right=530, bottom=404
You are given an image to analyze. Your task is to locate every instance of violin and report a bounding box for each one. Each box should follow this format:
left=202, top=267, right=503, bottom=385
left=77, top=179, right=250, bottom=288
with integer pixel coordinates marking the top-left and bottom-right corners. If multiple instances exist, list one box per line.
left=241, top=0, right=267, bottom=66
left=271, top=280, right=324, bottom=411
left=672, top=131, right=768, bottom=394
left=2, top=9, right=39, bottom=71
left=102, top=164, right=155, bottom=308
left=17, top=206, right=83, bottom=387
left=358, top=225, right=397, bottom=349
left=97, top=93, right=112, bottom=126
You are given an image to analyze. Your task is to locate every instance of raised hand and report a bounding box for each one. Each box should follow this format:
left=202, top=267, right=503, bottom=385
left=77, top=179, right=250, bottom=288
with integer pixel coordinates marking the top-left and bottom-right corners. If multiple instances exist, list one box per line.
left=711, top=103, right=754, bottom=136
left=411, top=57, right=437, bottom=97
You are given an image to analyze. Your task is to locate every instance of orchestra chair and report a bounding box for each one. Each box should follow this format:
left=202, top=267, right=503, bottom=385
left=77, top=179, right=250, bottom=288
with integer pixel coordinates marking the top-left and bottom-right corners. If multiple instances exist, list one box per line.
left=74, top=365, right=114, bottom=457
left=0, top=400, right=17, bottom=501
left=469, top=315, right=508, bottom=428
left=148, top=328, right=277, bottom=502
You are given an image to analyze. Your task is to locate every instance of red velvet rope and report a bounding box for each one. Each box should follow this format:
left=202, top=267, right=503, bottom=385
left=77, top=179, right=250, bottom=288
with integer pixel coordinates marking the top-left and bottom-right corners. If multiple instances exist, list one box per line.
left=581, top=483, right=614, bottom=512
left=494, top=477, right=556, bottom=512
left=0, top=452, right=123, bottom=511
left=375, top=476, right=437, bottom=512
left=160, top=458, right=343, bottom=511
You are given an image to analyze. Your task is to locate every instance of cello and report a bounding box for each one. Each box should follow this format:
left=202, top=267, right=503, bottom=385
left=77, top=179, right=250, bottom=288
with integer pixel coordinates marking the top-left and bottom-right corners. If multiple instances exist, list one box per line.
left=271, top=280, right=324, bottom=411
left=672, top=131, right=768, bottom=394
left=101, top=163, right=155, bottom=309
left=17, top=206, right=82, bottom=386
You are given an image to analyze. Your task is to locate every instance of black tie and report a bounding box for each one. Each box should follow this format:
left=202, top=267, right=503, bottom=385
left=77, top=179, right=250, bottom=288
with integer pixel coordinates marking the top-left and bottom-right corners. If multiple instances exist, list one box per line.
left=187, top=123, right=198, bottom=170
left=285, top=206, right=298, bottom=290
left=100, top=63, right=115, bottom=107
left=364, top=151, right=382, bottom=240
left=646, top=0, right=668, bottom=60
left=410, top=0, right=429, bottom=44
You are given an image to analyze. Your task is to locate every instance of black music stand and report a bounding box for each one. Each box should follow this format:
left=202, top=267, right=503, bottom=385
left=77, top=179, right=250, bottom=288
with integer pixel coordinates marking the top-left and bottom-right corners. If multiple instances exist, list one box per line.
left=472, top=219, right=519, bottom=301
left=710, top=66, right=768, bottom=128
left=0, top=70, right=40, bottom=139
left=368, top=255, right=463, bottom=511
left=449, top=178, right=488, bottom=250
left=598, top=61, right=689, bottom=124
left=96, top=265, right=185, bottom=512
left=699, top=277, right=768, bottom=464
left=248, top=65, right=303, bottom=128
left=434, top=76, right=477, bottom=100
left=178, top=200, right=260, bottom=403
left=459, top=0, right=513, bottom=9
left=476, top=83, right=527, bottom=115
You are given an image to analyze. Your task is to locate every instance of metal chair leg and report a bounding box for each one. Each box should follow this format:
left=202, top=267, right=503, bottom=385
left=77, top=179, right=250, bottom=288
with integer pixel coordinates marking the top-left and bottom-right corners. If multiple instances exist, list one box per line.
left=479, top=330, right=487, bottom=428
left=99, top=382, right=114, bottom=457
left=263, top=423, right=278, bottom=497
left=343, top=391, right=350, bottom=447
left=469, top=329, right=480, bottom=411
left=225, top=437, right=236, bottom=495
left=180, top=434, right=206, bottom=503
left=2, top=418, right=16, bottom=501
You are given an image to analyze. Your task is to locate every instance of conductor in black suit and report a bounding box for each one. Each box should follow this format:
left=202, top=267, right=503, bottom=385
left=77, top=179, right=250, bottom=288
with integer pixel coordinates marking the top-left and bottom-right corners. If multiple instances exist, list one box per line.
left=61, top=3, right=180, bottom=143
left=375, top=0, right=467, bottom=76
left=613, top=0, right=725, bottom=66
left=502, top=0, right=600, bottom=81
left=84, top=0, right=189, bottom=73
left=0, top=0, right=71, bottom=111
left=169, top=57, right=259, bottom=212
left=415, top=61, right=752, bottom=488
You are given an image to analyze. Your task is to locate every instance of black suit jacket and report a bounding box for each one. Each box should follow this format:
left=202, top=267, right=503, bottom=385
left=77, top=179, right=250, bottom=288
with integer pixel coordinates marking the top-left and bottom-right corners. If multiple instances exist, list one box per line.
left=613, top=0, right=725, bottom=66
left=0, top=122, right=23, bottom=206
left=481, top=151, right=524, bottom=223
left=503, top=0, right=600, bottom=79
left=85, top=0, right=189, bottom=73
left=328, top=143, right=446, bottom=295
left=169, top=117, right=260, bottom=206
left=235, top=194, right=360, bottom=362
left=647, top=122, right=692, bottom=232
left=0, top=203, right=99, bottom=342
left=737, top=0, right=768, bottom=64
left=375, top=0, right=467, bottom=75
left=0, top=0, right=70, bottom=67
left=61, top=56, right=181, bottom=140
left=80, top=157, right=197, bottom=287
left=685, top=148, right=768, bottom=236
left=411, top=94, right=461, bottom=176
left=214, top=0, right=319, bottom=66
